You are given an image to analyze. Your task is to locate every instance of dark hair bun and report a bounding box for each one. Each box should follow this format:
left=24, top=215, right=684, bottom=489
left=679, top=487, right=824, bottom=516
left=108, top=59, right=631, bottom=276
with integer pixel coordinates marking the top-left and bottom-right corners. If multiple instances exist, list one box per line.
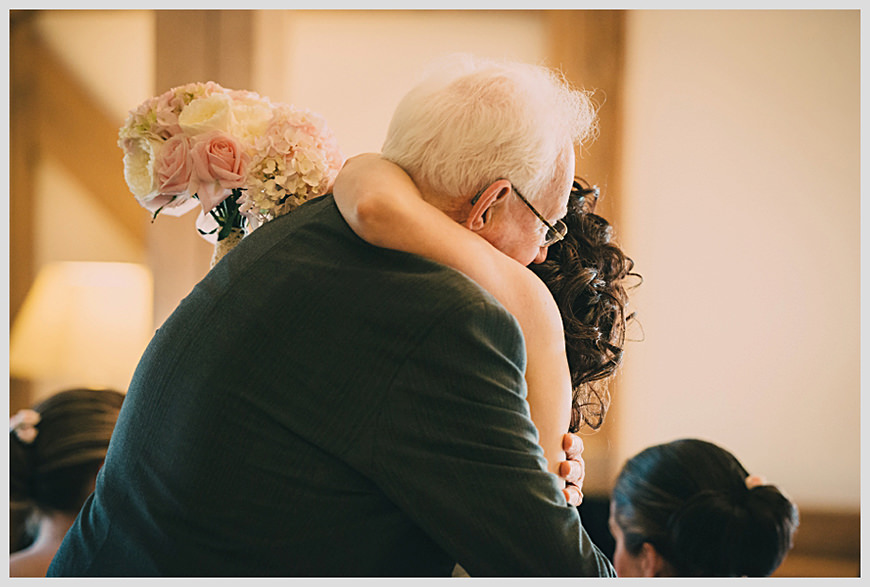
left=8, top=388, right=125, bottom=512
left=666, top=484, right=800, bottom=576
left=10, top=428, right=37, bottom=502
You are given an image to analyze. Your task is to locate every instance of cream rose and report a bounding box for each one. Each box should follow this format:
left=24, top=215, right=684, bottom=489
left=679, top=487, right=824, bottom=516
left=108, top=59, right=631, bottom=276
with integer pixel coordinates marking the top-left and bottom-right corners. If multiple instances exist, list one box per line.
left=230, top=97, right=274, bottom=144
left=122, top=138, right=158, bottom=202
left=122, top=138, right=196, bottom=216
left=178, top=92, right=233, bottom=136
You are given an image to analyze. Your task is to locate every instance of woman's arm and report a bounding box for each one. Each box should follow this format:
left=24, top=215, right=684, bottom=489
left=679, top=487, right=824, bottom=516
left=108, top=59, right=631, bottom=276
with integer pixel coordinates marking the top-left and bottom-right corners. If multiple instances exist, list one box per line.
left=333, top=154, right=572, bottom=480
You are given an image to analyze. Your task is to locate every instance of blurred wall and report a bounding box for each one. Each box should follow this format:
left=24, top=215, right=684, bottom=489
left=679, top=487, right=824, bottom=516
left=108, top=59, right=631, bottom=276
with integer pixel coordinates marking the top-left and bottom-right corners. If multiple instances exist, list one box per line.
left=252, top=10, right=546, bottom=164
left=618, top=10, right=860, bottom=510
left=22, top=10, right=154, bottom=402
left=17, top=9, right=860, bottom=514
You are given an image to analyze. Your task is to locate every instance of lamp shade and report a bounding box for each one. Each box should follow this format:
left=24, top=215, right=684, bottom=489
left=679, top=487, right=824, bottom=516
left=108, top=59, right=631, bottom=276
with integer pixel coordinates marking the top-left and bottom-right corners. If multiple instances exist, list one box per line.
left=10, top=262, right=154, bottom=391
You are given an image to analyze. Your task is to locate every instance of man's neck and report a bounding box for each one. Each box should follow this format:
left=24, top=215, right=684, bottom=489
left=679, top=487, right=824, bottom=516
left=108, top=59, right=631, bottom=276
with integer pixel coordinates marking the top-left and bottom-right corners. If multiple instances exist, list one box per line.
left=416, top=179, right=470, bottom=224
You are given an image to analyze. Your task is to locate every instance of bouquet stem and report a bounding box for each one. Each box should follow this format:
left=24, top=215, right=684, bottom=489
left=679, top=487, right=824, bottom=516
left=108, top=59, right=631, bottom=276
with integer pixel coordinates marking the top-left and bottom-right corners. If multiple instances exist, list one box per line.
left=200, top=188, right=247, bottom=268
left=210, top=228, right=245, bottom=267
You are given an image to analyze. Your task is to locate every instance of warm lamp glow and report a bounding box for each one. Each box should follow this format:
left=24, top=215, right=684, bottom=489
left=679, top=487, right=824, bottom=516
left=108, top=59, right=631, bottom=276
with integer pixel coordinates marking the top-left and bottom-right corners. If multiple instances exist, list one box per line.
left=10, top=262, right=154, bottom=391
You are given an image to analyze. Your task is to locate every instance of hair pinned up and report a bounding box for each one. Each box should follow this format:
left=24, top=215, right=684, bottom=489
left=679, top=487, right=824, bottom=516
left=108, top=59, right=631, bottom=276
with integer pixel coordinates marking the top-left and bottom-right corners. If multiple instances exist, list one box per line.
left=530, top=179, right=640, bottom=432
left=611, top=438, right=799, bottom=577
left=10, top=388, right=125, bottom=513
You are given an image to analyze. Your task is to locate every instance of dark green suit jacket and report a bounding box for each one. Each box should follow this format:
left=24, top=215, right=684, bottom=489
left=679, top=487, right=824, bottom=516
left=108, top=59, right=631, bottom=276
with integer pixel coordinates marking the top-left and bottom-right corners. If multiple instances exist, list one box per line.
left=48, top=195, right=614, bottom=577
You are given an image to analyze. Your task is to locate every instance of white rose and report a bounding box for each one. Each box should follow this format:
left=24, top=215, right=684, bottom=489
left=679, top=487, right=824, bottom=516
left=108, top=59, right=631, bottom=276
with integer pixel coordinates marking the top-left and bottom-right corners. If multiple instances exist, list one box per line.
left=122, top=138, right=158, bottom=201
left=178, top=92, right=233, bottom=136
left=231, top=99, right=274, bottom=144
left=227, top=92, right=273, bottom=145
left=123, top=139, right=198, bottom=216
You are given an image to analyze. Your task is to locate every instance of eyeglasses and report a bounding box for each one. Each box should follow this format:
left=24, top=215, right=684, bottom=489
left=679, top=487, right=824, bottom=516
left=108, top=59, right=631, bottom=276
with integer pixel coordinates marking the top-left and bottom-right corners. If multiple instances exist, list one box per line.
left=511, top=185, right=568, bottom=247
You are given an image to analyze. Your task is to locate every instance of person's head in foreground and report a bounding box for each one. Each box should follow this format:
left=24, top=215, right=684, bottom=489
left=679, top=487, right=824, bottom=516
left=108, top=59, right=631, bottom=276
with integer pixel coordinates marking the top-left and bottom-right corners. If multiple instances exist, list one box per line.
left=609, top=438, right=799, bottom=577
left=10, top=388, right=125, bottom=576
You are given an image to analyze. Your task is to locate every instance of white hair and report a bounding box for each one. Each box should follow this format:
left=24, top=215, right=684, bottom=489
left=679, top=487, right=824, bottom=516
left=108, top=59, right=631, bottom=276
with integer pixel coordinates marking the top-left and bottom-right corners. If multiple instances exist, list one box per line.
left=382, top=54, right=597, bottom=206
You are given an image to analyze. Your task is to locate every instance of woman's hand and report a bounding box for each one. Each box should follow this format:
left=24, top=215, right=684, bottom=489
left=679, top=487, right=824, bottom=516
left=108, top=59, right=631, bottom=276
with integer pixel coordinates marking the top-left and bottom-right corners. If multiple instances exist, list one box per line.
left=560, top=432, right=585, bottom=506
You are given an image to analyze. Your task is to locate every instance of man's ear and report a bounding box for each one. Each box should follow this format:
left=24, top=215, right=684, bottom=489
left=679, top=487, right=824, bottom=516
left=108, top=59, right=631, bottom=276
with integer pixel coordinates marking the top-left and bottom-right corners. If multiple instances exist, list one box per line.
left=465, top=179, right=512, bottom=232
left=639, top=542, right=672, bottom=577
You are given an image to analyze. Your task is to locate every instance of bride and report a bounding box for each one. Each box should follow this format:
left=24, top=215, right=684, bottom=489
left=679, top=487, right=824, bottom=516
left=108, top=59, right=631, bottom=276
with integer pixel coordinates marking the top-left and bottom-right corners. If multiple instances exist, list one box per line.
left=333, top=153, right=637, bottom=505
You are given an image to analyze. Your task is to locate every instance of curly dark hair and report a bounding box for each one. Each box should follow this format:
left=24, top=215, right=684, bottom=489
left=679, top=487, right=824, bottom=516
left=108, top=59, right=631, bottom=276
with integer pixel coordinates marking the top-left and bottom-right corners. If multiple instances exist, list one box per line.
left=530, top=179, right=640, bottom=432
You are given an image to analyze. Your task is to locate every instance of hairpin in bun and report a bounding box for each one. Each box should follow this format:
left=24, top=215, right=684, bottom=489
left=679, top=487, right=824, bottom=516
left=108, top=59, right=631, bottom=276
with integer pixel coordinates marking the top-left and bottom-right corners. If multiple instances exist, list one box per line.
left=10, top=408, right=41, bottom=444
left=745, top=474, right=767, bottom=489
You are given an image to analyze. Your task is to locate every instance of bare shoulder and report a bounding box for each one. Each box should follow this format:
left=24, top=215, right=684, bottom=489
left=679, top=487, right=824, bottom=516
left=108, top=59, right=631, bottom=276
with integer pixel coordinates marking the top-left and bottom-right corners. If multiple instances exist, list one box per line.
left=505, top=261, right=564, bottom=342
left=9, top=547, right=53, bottom=578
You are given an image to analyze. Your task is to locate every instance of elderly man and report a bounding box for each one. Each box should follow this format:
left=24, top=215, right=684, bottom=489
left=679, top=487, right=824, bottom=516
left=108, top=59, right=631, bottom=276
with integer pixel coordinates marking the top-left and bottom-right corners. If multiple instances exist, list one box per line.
left=49, top=55, right=613, bottom=577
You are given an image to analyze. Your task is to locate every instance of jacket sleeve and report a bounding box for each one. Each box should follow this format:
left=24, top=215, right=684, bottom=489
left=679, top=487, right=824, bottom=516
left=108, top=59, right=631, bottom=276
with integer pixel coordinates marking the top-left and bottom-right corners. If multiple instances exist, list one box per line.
left=365, top=297, right=616, bottom=577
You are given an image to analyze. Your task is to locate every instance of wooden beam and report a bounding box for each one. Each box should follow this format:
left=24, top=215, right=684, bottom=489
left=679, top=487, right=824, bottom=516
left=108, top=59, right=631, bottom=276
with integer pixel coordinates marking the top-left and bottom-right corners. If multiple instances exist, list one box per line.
left=149, top=10, right=255, bottom=328
left=10, top=12, right=38, bottom=322
left=546, top=10, right=626, bottom=228
left=546, top=9, right=627, bottom=495
left=213, top=11, right=255, bottom=90
left=155, top=10, right=254, bottom=90
left=33, top=36, right=148, bottom=246
left=10, top=11, right=39, bottom=410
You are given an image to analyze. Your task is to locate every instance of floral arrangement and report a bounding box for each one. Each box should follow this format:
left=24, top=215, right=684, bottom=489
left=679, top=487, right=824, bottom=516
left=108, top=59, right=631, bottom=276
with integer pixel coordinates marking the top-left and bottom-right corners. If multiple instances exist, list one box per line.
left=118, top=82, right=344, bottom=263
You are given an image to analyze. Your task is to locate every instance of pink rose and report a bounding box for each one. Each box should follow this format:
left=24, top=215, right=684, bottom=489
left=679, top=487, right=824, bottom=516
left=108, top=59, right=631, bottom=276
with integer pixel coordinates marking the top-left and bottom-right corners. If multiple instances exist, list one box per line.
left=190, top=131, right=249, bottom=212
left=154, top=135, right=193, bottom=195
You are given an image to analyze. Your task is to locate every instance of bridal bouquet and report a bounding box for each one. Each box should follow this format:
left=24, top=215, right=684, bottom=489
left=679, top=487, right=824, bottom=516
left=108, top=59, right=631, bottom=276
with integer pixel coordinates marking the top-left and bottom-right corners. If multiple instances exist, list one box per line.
left=118, top=82, right=344, bottom=264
